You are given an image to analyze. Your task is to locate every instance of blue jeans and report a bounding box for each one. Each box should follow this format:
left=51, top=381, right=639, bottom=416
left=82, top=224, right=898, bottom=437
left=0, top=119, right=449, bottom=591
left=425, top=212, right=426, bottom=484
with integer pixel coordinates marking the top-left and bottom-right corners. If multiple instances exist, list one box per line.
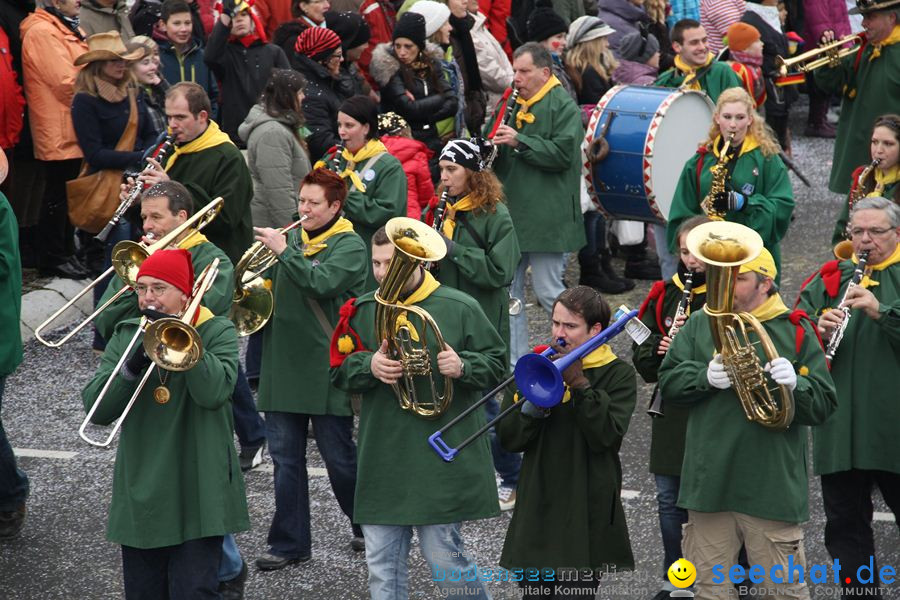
left=244, top=330, right=263, bottom=382
left=218, top=534, right=242, bottom=582
left=265, top=412, right=360, bottom=558
left=655, top=474, right=688, bottom=581
left=484, top=396, right=520, bottom=488
left=232, top=364, right=265, bottom=449
left=121, top=535, right=223, bottom=599
left=0, top=377, right=29, bottom=511
left=578, top=210, right=607, bottom=260
left=510, top=253, right=566, bottom=366
left=361, top=522, right=491, bottom=600
left=652, top=223, right=678, bottom=282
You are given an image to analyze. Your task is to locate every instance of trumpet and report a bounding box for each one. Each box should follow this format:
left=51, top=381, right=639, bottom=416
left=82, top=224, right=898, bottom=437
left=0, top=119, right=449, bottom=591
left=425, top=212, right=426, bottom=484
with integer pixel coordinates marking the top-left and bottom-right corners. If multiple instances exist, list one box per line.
left=824, top=250, right=870, bottom=362
left=229, top=215, right=308, bottom=336
left=79, top=259, right=220, bottom=447
left=775, top=34, right=862, bottom=78
left=34, top=198, right=223, bottom=348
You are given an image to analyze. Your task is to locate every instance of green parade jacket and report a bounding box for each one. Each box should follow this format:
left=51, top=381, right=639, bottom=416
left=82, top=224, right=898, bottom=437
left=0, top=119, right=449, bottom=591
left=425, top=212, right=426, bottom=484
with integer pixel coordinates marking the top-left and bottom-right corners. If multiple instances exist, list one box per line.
left=435, top=202, right=521, bottom=363
left=814, top=28, right=900, bottom=195
left=330, top=284, right=506, bottom=525
left=257, top=227, right=367, bottom=415
left=483, top=85, right=586, bottom=253
left=796, top=254, right=900, bottom=476
left=81, top=315, right=250, bottom=548
left=163, top=138, right=254, bottom=266
left=830, top=169, right=900, bottom=245
left=653, top=60, right=742, bottom=103
left=497, top=355, right=636, bottom=572
left=666, top=143, right=794, bottom=281
left=0, top=192, right=22, bottom=377
left=658, top=300, right=836, bottom=523
left=94, top=234, right=234, bottom=341
left=632, top=276, right=707, bottom=476
left=318, top=151, right=408, bottom=291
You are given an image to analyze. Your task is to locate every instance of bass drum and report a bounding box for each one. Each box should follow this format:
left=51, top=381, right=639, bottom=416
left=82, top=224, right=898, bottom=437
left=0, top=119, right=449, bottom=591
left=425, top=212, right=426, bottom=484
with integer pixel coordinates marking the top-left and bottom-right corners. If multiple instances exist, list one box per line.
left=582, top=85, right=715, bottom=225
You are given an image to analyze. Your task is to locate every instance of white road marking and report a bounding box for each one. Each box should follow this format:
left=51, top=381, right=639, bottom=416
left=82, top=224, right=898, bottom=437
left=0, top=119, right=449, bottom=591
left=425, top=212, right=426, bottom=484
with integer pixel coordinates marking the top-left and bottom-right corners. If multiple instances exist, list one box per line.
left=874, top=511, right=896, bottom=523
left=621, top=489, right=640, bottom=500
left=14, top=448, right=79, bottom=459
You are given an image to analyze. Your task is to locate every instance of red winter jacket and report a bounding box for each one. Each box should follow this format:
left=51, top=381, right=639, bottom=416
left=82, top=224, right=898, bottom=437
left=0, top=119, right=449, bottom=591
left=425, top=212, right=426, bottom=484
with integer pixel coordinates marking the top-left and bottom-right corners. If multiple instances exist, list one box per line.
left=381, top=134, right=434, bottom=219
left=358, top=0, right=395, bottom=89
left=0, top=26, right=24, bottom=149
left=477, top=0, right=511, bottom=59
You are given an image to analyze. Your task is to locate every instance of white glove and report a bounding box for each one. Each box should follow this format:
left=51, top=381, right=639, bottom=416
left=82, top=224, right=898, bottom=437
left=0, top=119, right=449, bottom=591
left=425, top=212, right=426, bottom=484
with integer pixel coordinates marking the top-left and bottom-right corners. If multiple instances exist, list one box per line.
left=707, top=354, right=732, bottom=390
left=765, top=357, right=797, bottom=392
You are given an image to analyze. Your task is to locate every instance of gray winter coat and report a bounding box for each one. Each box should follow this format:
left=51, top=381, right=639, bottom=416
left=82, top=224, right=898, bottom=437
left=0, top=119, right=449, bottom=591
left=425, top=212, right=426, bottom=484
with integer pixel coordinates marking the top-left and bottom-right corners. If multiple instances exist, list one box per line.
left=79, top=0, right=134, bottom=40
left=238, top=104, right=311, bottom=229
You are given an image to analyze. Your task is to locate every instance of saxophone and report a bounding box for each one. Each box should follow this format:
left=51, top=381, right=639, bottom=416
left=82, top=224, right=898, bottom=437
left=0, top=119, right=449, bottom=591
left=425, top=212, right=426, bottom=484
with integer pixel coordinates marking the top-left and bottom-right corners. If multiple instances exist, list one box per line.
left=847, top=159, right=880, bottom=219
left=685, top=221, right=795, bottom=430
left=824, top=250, right=870, bottom=362
left=700, top=133, right=735, bottom=221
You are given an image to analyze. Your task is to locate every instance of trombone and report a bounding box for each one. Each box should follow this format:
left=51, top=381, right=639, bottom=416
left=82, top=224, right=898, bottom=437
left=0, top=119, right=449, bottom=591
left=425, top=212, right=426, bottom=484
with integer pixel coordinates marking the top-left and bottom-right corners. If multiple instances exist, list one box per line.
left=34, top=198, right=223, bottom=348
left=775, top=34, right=862, bottom=78
left=79, top=259, right=220, bottom=448
left=229, top=215, right=308, bottom=336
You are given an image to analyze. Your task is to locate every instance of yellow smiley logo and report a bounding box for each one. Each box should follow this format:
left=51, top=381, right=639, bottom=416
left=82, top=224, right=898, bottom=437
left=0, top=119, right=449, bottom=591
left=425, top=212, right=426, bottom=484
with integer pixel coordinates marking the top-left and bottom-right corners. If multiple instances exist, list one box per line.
left=667, top=558, right=697, bottom=588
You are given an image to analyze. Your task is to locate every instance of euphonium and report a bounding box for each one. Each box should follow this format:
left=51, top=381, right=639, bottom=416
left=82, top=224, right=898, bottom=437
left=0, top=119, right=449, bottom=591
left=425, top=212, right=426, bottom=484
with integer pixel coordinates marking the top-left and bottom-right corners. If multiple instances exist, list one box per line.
left=686, top=221, right=795, bottom=430
left=374, top=217, right=452, bottom=418
left=700, top=133, right=734, bottom=221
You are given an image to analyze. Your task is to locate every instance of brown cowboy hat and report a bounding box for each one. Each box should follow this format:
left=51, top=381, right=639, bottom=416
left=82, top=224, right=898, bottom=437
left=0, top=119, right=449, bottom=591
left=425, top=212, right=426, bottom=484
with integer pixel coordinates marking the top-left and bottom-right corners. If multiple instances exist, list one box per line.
left=74, top=31, right=145, bottom=66
left=849, top=0, right=900, bottom=14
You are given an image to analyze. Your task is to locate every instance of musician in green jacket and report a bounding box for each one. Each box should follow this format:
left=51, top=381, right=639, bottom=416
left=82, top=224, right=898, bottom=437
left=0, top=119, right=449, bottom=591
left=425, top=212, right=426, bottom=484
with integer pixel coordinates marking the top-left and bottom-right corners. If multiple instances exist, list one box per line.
left=666, top=87, right=794, bottom=282
left=315, top=95, right=407, bottom=291
left=654, top=18, right=742, bottom=103
left=483, top=42, right=586, bottom=365
left=796, top=196, right=900, bottom=597
left=251, top=168, right=368, bottom=569
left=632, top=215, right=709, bottom=599
left=659, top=243, right=836, bottom=600
left=82, top=249, right=249, bottom=598
left=330, top=227, right=506, bottom=598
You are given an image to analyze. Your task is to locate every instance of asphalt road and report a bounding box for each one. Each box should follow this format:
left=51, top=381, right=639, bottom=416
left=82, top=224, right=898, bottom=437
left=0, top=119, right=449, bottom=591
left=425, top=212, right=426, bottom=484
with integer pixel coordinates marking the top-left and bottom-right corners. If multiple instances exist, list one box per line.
left=1, top=102, right=898, bottom=600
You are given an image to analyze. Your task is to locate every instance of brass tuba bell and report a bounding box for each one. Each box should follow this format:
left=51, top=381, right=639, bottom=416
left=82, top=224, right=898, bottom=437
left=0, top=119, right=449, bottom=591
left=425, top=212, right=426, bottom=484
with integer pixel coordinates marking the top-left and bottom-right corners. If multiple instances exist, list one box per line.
left=374, top=217, right=452, bottom=419
left=686, top=222, right=795, bottom=430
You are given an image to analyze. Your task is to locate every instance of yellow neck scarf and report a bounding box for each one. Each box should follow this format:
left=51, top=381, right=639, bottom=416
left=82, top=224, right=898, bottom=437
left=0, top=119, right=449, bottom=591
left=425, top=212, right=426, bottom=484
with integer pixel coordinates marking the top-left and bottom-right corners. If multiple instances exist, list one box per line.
left=675, top=52, right=714, bottom=90
left=712, top=133, right=760, bottom=159
left=393, top=269, right=442, bottom=342
left=193, top=305, right=214, bottom=327
left=515, top=75, right=561, bottom=128
left=749, top=293, right=789, bottom=322
left=673, top=273, right=708, bottom=302
left=872, top=165, right=900, bottom=196
left=441, top=195, right=477, bottom=239
left=870, top=25, right=900, bottom=60
left=177, top=229, right=208, bottom=250
left=338, top=139, right=389, bottom=193
left=300, top=217, right=354, bottom=257
left=165, top=121, right=233, bottom=170
left=854, top=243, right=900, bottom=288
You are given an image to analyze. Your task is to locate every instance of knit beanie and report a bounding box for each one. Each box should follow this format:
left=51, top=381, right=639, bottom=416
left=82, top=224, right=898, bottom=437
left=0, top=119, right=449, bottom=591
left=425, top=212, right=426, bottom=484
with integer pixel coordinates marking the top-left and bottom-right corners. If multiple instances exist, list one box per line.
left=325, top=10, right=371, bottom=52
left=408, top=0, right=451, bottom=38
left=393, top=12, right=427, bottom=50
left=378, top=111, right=409, bottom=136
left=526, top=0, right=568, bottom=43
left=725, top=22, right=761, bottom=52
left=565, top=15, right=615, bottom=49
left=294, top=26, right=342, bottom=61
left=136, top=249, right=195, bottom=296
left=339, top=95, right=379, bottom=138
left=618, top=31, right=660, bottom=63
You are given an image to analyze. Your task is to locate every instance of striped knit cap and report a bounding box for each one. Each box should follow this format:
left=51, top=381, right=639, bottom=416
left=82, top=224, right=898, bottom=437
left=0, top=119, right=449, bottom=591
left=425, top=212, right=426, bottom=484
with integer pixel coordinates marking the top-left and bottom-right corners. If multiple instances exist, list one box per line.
left=295, top=27, right=341, bottom=61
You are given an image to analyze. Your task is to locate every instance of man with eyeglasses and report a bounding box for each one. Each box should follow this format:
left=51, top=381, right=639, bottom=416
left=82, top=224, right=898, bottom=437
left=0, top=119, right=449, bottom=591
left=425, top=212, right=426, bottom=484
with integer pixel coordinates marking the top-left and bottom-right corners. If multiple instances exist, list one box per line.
left=796, top=195, right=900, bottom=597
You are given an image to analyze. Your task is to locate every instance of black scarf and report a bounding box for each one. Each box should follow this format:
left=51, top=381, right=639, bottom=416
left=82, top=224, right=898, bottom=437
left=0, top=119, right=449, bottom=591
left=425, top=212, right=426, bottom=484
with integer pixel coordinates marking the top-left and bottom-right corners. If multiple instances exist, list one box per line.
left=448, top=13, right=482, bottom=92
left=44, top=6, right=84, bottom=39
left=304, top=211, right=342, bottom=240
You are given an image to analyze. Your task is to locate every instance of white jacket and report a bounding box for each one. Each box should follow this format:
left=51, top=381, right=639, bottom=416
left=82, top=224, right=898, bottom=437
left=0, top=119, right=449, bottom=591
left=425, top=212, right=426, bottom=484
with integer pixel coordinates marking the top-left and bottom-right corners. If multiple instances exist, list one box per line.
left=470, top=11, right=513, bottom=119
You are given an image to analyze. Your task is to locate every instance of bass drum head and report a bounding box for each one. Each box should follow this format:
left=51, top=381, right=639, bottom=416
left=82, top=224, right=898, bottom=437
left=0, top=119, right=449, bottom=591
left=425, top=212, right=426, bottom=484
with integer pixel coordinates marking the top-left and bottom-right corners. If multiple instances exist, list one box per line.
left=647, top=90, right=715, bottom=222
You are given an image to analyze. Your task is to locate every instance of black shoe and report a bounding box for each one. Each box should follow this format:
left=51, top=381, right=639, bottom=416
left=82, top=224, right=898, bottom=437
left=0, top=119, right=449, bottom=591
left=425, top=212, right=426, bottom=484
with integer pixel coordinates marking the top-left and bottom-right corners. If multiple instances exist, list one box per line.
left=239, top=443, right=265, bottom=472
left=255, top=551, right=309, bottom=571
left=624, top=258, right=662, bottom=281
left=0, top=503, right=26, bottom=540
left=40, top=259, right=89, bottom=280
left=218, top=560, right=248, bottom=600
left=580, top=270, right=632, bottom=294
left=350, top=536, right=365, bottom=552
left=600, top=252, right=635, bottom=291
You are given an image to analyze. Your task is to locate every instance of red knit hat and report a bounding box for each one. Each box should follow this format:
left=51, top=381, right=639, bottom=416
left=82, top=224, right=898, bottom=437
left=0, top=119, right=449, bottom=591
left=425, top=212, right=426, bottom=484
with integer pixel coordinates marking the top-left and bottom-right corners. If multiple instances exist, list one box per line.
left=726, top=23, right=761, bottom=52
left=295, top=27, right=341, bottom=61
left=137, top=249, right=195, bottom=296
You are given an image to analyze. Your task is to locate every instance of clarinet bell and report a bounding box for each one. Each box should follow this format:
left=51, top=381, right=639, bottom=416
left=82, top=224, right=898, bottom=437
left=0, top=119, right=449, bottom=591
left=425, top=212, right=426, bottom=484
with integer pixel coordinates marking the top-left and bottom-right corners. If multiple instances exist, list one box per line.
left=647, top=388, right=664, bottom=418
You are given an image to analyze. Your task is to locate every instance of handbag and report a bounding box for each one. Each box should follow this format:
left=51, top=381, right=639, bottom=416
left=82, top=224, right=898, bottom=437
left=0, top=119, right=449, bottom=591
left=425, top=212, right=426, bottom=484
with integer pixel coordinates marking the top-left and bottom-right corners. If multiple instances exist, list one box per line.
left=66, top=89, right=138, bottom=234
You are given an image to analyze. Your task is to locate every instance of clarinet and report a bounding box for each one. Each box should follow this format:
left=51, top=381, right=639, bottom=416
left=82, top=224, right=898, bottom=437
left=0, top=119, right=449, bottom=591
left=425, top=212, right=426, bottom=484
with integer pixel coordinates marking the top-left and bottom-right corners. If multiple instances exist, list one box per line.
left=331, top=143, right=346, bottom=174
left=485, top=88, right=519, bottom=169
left=432, top=189, right=450, bottom=233
left=824, top=250, right=870, bottom=361
left=96, top=133, right=174, bottom=242
left=667, top=271, right=694, bottom=341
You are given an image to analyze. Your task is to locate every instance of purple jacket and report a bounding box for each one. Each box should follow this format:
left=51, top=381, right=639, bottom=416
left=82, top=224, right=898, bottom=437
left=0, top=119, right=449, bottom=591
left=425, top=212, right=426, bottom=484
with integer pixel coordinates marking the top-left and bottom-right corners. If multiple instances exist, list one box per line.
left=612, top=59, right=658, bottom=85
left=597, top=0, right=651, bottom=55
left=802, top=0, right=850, bottom=43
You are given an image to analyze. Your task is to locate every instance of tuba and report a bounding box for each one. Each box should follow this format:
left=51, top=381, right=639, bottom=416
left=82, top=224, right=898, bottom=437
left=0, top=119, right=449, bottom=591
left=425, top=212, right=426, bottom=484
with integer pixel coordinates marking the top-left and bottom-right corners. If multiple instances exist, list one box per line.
left=686, top=222, right=795, bottom=430
left=374, top=217, right=452, bottom=418
left=700, top=133, right=734, bottom=221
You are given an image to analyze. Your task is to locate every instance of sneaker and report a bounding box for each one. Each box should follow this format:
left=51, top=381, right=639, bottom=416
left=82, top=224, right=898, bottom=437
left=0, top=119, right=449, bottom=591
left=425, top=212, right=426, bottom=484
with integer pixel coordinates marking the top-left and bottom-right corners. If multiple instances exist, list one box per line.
left=218, top=560, right=248, bottom=600
left=350, top=536, right=365, bottom=552
left=239, top=443, right=265, bottom=471
left=498, top=486, right=516, bottom=511
left=0, top=503, right=26, bottom=540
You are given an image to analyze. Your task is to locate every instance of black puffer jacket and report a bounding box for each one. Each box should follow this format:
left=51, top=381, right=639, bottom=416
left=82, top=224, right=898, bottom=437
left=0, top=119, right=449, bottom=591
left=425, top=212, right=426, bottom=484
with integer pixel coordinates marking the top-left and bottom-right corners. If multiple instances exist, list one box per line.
left=291, top=52, right=353, bottom=161
left=369, top=41, right=457, bottom=155
left=204, top=20, right=291, bottom=147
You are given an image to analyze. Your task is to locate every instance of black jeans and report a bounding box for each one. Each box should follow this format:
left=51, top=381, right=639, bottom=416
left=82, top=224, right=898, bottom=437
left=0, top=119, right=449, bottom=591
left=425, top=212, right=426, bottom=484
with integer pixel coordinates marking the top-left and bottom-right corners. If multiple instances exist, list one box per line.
left=821, top=469, right=900, bottom=596
left=37, top=159, right=81, bottom=268
left=121, top=536, right=223, bottom=599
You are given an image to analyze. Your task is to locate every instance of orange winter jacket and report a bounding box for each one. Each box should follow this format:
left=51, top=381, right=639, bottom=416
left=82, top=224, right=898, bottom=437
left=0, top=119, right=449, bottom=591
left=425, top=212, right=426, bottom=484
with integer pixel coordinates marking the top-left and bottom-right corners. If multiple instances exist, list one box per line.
left=20, top=9, right=88, bottom=160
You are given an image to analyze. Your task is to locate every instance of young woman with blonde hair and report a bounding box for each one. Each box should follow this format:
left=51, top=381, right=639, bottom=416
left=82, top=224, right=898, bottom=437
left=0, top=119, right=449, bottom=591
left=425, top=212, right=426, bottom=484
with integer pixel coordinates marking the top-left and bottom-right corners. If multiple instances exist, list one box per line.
left=564, top=16, right=618, bottom=106
left=666, top=86, right=794, bottom=279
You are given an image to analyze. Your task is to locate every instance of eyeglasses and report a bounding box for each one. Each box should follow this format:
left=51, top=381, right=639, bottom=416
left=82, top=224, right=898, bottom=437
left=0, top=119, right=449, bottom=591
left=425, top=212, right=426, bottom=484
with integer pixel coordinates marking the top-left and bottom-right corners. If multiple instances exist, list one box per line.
left=849, top=227, right=895, bottom=237
left=134, top=283, right=175, bottom=296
